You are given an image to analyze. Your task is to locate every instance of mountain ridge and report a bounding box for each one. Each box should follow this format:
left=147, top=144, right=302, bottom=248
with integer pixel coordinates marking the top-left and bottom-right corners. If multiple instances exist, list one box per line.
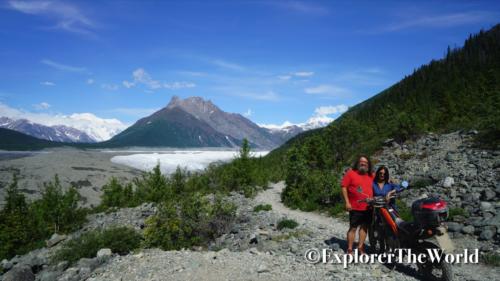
left=0, top=117, right=96, bottom=143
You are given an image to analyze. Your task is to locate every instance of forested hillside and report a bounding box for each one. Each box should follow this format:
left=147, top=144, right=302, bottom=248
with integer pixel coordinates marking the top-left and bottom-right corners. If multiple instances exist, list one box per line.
left=265, top=24, right=499, bottom=212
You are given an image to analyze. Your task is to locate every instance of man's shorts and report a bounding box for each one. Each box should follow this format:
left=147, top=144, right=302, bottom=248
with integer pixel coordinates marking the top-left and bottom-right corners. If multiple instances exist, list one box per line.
left=349, top=210, right=371, bottom=228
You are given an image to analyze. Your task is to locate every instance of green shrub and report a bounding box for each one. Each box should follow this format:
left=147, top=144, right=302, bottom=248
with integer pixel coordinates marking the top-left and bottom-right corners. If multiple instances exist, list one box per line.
left=277, top=218, right=299, bottom=230
left=253, top=204, right=272, bottom=212
left=101, top=177, right=135, bottom=209
left=396, top=199, right=413, bottom=221
left=399, top=152, right=415, bottom=160
left=448, top=207, right=468, bottom=219
left=411, top=178, right=435, bottom=189
left=0, top=175, right=86, bottom=261
left=143, top=193, right=236, bottom=250
left=483, top=253, right=500, bottom=267
left=329, top=203, right=345, bottom=217
left=52, top=227, right=142, bottom=265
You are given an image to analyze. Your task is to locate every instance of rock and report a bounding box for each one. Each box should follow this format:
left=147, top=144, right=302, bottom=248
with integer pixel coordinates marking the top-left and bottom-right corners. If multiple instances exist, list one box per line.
left=38, top=270, right=62, bottom=281
left=443, top=177, right=455, bottom=188
left=482, top=189, right=496, bottom=201
left=480, top=202, right=493, bottom=212
left=461, top=225, right=475, bottom=235
left=383, top=138, right=395, bottom=146
left=2, top=265, right=35, bottom=281
left=46, top=233, right=67, bottom=248
left=1, top=259, right=13, bottom=271
left=447, top=222, right=462, bottom=232
left=445, top=152, right=461, bottom=162
left=56, top=261, right=69, bottom=272
left=479, top=229, right=495, bottom=241
left=257, top=264, right=269, bottom=273
left=77, top=258, right=99, bottom=271
left=97, top=248, right=112, bottom=258
left=329, top=243, right=340, bottom=251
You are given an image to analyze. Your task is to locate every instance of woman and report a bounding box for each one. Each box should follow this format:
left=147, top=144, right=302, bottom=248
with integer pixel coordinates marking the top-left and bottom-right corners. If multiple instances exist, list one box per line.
left=372, top=166, right=402, bottom=206
left=370, top=166, right=403, bottom=254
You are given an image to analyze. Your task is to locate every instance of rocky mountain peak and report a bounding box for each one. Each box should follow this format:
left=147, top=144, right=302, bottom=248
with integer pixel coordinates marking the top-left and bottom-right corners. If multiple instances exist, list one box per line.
left=166, top=96, right=218, bottom=114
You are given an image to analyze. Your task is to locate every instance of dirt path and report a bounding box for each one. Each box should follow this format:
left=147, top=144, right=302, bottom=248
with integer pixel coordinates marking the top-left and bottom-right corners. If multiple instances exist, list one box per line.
left=255, top=181, right=348, bottom=236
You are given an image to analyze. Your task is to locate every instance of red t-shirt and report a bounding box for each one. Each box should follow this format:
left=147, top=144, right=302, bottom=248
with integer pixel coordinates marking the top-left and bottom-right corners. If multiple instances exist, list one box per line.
left=341, top=169, right=374, bottom=211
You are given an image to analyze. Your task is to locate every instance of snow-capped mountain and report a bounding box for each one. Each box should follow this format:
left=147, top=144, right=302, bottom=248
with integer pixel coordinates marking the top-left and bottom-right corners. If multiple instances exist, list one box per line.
left=259, top=115, right=333, bottom=141
left=62, top=113, right=126, bottom=142
left=0, top=117, right=96, bottom=143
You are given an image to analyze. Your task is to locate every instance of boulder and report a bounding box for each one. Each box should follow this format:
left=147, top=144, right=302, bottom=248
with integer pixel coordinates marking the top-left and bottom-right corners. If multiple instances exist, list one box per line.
left=77, top=258, right=99, bottom=271
left=461, top=225, right=475, bottom=235
left=482, top=189, right=497, bottom=201
left=97, top=248, right=112, bottom=259
left=38, top=270, right=62, bottom=281
left=480, top=202, right=493, bottom=212
left=2, top=265, right=35, bottom=281
left=443, top=177, right=455, bottom=188
left=446, top=222, right=462, bottom=232
left=46, top=233, right=67, bottom=248
left=479, top=229, right=495, bottom=241
left=1, top=259, right=13, bottom=271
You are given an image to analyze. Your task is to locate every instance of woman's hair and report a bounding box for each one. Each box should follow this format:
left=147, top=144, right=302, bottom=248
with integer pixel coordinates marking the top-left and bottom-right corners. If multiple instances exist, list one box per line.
left=352, top=155, right=373, bottom=175
left=375, top=166, right=389, bottom=184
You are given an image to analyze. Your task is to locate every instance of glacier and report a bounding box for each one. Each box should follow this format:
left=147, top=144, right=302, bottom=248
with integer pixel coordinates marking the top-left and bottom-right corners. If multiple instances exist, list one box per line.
left=110, top=150, right=269, bottom=174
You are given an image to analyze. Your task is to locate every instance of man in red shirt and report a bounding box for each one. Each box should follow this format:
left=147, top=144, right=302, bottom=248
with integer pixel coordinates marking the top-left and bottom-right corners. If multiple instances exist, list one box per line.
left=341, top=155, right=374, bottom=255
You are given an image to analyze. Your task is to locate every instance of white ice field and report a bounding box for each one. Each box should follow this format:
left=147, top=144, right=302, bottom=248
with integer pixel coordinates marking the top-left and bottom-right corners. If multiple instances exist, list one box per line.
left=110, top=150, right=269, bottom=174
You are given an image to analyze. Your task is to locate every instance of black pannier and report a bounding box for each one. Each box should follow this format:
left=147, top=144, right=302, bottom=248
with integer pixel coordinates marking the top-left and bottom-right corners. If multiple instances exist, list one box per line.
left=411, top=197, right=448, bottom=228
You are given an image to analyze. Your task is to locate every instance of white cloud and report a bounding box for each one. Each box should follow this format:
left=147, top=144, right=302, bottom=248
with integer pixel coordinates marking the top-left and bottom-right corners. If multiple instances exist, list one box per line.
left=314, top=105, right=348, bottom=116
left=132, top=68, right=162, bottom=89
left=294, top=71, right=314, bottom=77
left=86, top=78, right=94, bottom=84
left=8, top=0, right=95, bottom=35
left=122, top=80, right=135, bottom=88
left=243, top=108, right=252, bottom=117
left=41, top=59, right=86, bottom=73
left=375, top=11, right=497, bottom=33
left=101, top=83, right=119, bottom=91
left=305, top=84, right=349, bottom=96
left=163, top=81, right=196, bottom=89
left=123, top=68, right=197, bottom=91
left=269, top=1, right=329, bottom=16
left=0, top=102, right=126, bottom=141
left=33, top=102, right=51, bottom=110
left=237, top=90, right=281, bottom=101
left=210, top=59, right=245, bottom=71
left=40, top=81, right=55, bottom=86
left=277, top=71, right=313, bottom=81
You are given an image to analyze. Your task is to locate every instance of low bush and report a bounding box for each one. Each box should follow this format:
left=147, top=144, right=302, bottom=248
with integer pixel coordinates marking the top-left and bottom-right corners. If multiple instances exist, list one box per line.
left=396, top=199, right=413, bottom=221
left=482, top=253, right=500, bottom=267
left=448, top=207, right=468, bottom=219
left=143, top=193, right=236, bottom=250
left=52, top=227, right=142, bottom=265
left=253, top=204, right=272, bottom=212
left=277, top=218, right=299, bottom=230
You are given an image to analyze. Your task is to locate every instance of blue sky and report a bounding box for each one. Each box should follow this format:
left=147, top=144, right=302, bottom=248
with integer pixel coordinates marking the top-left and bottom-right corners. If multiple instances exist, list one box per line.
left=0, top=0, right=499, bottom=129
